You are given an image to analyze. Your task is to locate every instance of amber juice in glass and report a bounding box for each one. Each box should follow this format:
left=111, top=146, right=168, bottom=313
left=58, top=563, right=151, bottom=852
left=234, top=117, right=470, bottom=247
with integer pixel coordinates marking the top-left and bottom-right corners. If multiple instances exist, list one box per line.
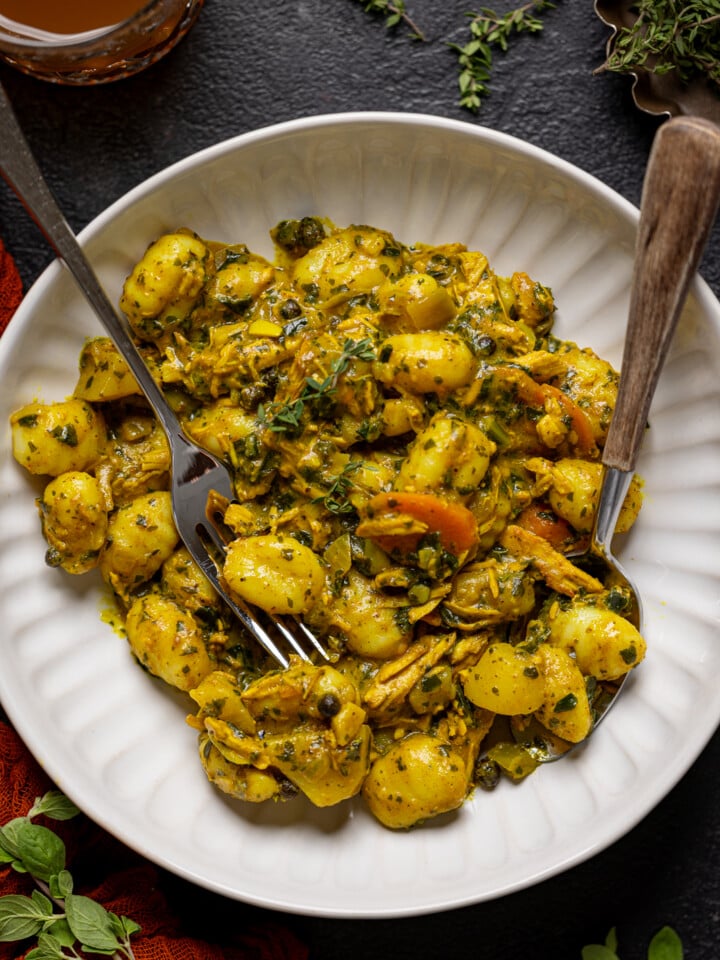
left=0, top=0, right=204, bottom=83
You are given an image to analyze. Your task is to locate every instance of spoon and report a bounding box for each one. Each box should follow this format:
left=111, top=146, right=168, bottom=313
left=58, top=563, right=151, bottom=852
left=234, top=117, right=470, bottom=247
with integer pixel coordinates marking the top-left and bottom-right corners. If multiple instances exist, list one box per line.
left=514, top=114, right=720, bottom=763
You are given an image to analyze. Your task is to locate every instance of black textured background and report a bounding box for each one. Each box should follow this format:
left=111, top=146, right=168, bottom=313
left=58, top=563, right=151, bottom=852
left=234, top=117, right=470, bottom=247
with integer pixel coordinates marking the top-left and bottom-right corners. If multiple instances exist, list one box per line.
left=1, top=1, right=719, bottom=957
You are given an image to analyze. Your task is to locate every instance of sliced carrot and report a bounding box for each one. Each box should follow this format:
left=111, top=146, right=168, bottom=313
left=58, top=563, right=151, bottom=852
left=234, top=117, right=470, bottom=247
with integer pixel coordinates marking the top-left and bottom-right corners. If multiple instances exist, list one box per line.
left=541, top=384, right=596, bottom=455
left=363, top=491, right=479, bottom=556
left=515, top=501, right=573, bottom=550
left=503, top=368, right=596, bottom=455
left=508, top=367, right=547, bottom=407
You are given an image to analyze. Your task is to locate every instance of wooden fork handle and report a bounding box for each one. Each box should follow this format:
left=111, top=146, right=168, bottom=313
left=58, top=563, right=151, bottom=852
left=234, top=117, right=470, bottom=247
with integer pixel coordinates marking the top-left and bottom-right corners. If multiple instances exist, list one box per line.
left=603, top=115, right=720, bottom=472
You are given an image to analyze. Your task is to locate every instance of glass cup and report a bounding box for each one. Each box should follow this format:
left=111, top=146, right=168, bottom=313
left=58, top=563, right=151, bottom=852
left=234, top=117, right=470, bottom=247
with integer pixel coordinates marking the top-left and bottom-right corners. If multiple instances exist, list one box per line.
left=0, top=0, right=204, bottom=84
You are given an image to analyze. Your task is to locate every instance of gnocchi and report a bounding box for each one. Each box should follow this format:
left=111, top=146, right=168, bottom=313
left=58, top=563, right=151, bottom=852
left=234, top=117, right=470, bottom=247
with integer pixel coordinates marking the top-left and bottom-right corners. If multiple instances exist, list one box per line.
left=11, top=217, right=646, bottom=830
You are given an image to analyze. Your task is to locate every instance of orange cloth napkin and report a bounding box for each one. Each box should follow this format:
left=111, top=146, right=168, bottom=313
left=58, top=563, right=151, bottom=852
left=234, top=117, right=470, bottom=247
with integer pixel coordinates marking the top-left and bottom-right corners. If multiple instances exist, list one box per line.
left=0, top=244, right=309, bottom=960
left=0, top=237, right=22, bottom=332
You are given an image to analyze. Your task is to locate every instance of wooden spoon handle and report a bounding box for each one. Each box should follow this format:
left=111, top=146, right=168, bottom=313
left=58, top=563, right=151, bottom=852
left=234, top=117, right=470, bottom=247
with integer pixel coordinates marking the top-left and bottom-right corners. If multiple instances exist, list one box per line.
left=602, top=115, right=720, bottom=472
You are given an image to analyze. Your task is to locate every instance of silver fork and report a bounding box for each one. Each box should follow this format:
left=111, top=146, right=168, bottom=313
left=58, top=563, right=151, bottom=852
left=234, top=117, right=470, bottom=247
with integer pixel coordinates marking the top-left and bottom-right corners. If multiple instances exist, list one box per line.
left=0, top=82, right=327, bottom=670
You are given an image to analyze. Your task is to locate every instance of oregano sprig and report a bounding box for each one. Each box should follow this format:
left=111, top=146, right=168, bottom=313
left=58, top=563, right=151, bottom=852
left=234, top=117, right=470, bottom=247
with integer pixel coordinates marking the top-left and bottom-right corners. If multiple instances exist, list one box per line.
left=597, top=0, right=720, bottom=91
left=451, top=2, right=557, bottom=111
left=0, top=791, right=141, bottom=959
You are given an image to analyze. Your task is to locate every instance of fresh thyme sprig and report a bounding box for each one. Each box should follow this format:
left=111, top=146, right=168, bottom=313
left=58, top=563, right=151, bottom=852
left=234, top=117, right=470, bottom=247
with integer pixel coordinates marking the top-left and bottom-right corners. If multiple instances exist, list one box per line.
left=451, top=2, right=556, bottom=111
left=259, top=338, right=376, bottom=436
left=354, top=0, right=426, bottom=39
left=597, top=0, right=720, bottom=91
left=0, top=791, right=141, bottom=959
left=313, top=461, right=365, bottom=515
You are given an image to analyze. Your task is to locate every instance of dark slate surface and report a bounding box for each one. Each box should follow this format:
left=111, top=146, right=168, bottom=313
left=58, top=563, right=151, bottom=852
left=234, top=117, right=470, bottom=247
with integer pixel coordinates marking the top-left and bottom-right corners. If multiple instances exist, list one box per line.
left=1, top=1, right=719, bottom=956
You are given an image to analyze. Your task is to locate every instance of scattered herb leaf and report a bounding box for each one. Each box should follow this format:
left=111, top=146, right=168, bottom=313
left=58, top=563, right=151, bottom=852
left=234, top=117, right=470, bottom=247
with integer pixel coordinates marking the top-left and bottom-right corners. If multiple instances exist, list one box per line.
left=452, top=2, right=557, bottom=111
left=260, top=338, right=375, bottom=435
left=354, top=0, right=426, bottom=39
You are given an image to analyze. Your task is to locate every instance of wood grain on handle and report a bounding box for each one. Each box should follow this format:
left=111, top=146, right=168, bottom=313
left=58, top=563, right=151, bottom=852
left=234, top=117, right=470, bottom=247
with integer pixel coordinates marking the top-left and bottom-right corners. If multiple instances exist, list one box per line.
left=602, top=116, right=720, bottom=472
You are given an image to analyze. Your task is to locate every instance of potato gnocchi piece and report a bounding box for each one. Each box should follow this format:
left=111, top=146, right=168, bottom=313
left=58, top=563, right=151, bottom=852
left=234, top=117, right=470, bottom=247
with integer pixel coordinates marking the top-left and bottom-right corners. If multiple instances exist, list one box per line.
left=546, top=593, right=646, bottom=680
left=534, top=644, right=593, bottom=744
left=99, top=491, right=178, bottom=599
left=529, top=456, right=643, bottom=535
left=291, top=224, right=401, bottom=303
left=461, top=642, right=545, bottom=716
left=373, top=331, right=476, bottom=397
left=38, top=471, right=108, bottom=575
left=74, top=337, right=141, bottom=402
left=11, top=400, right=106, bottom=476
left=223, top=534, right=325, bottom=616
left=126, top=591, right=213, bottom=691
left=323, top=568, right=412, bottom=660
left=120, top=231, right=209, bottom=341
left=363, top=733, right=469, bottom=829
left=396, top=413, right=496, bottom=496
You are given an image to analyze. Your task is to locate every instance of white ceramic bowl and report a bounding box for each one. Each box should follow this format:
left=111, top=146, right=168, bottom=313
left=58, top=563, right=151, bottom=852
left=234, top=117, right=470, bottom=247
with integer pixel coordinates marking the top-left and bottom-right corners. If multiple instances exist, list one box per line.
left=1, top=112, right=720, bottom=918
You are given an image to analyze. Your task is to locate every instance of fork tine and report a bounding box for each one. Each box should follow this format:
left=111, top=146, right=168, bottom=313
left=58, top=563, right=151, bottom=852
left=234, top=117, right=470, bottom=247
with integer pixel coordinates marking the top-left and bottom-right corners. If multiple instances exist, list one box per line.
left=270, top=616, right=317, bottom=662
left=294, top=618, right=331, bottom=661
left=170, top=446, right=327, bottom=667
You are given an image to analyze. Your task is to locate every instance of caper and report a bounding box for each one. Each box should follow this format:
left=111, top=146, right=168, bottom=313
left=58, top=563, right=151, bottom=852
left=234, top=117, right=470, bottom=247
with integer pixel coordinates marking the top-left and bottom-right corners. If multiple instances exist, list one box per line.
left=273, top=217, right=326, bottom=256
left=279, top=298, right=302, bottom=320
left=317, top=693, right=342, bottom=718
left=475, top=757, right=501, bottom=791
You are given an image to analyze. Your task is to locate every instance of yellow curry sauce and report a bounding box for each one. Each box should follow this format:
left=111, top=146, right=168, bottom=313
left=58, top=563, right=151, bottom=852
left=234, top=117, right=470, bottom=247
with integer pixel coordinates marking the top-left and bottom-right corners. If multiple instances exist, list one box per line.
left=10, top=218, right=645, bottom=829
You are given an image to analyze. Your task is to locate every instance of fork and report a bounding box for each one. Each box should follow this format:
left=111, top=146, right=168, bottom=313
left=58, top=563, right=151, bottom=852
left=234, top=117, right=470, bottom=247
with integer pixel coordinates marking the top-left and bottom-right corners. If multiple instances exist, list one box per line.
left=0, top=81, right=327, bottom=670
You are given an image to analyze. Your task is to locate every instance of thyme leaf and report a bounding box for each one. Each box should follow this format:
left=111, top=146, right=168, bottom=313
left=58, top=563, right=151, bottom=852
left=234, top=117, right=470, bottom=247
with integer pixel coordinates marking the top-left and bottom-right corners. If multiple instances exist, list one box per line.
left=354, top=0, right=426, bottom=39
left=451, top=2, right=557, bottom=111
left=260, top=338, right=376, bottom=436
left=312, top=461, right=365, bottom=515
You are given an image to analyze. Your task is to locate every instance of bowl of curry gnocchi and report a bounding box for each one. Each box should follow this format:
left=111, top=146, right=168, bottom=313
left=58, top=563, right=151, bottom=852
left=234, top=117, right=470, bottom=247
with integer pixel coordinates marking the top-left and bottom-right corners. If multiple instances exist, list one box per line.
left=2, top=112, right=720, bottom=917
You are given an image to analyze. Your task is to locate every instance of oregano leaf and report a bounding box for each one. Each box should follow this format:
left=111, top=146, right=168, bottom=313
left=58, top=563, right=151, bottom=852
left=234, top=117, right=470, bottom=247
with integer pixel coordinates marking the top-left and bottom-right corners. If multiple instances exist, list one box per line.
left=581, top=946, right=619, bottom=960
left=0, top=895, right=49, bottom=942
left=109, top=911, right=142, bottom=938
left=28, top=792, right=80, bottom=823
left=30, top=890, right=53, bottom=916
left=648, top=926, right=684, bottom=960
left=31, top=931, right=68, bottom=958
left=65, top=894, right=122, bottom=952
left=3, top=821, right=66, bottom=881
left=49, top=870, right=73, bottom=900
left=0, top=818, right=29, bottom=859
left=24, top=947, right=63, bottom=960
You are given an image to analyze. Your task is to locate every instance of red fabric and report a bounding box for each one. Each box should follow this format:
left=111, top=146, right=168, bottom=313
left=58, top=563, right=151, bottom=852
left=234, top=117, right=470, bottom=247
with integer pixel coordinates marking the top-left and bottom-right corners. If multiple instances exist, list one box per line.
left=0, top=237, right=22, bottom=333
left=0, top=242, right=308, bottom=960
